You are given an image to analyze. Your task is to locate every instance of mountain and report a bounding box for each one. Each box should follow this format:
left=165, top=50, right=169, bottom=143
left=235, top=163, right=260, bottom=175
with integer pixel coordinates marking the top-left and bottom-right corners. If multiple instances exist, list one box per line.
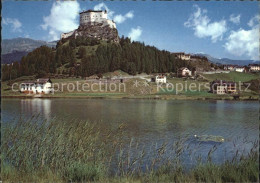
left=2, top=37, right=57, bottom=54
left=1, top=51, right=29, bottom=64
left=194, top=53, right=259, bottom=66
left=1, top=38, right=57, bottom=64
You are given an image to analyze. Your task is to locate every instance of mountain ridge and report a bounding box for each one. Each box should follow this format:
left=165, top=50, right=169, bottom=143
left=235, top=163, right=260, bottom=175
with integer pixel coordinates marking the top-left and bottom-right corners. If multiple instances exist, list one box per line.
left=2, top=37, right=57, bottom=54
left=1, top=38, right=57, bottom=64
left=193, top=53, right=259, bottom=66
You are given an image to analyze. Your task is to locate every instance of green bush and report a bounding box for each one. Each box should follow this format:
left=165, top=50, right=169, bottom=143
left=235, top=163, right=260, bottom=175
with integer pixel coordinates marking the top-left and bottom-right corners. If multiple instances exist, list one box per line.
left=65, top=162, right=105, bottom=182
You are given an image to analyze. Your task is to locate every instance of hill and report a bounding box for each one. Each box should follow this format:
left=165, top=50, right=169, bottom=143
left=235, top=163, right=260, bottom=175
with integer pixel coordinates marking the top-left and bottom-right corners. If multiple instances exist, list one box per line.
left=2, top=36, right=196, bottom=81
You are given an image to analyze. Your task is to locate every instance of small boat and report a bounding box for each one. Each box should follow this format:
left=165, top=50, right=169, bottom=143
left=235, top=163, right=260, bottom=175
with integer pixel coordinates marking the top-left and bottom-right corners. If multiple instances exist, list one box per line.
left=194, top=134, right=224, bottom=142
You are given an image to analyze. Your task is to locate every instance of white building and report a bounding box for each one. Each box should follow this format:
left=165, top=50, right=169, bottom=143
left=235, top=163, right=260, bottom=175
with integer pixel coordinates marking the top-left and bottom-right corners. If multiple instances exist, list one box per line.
left=61, top=10, right=116, bottom=39
left=155, top=75, right=167, bottom=84
left=61, top=30, right=77, bottom=39
left=173, top=52, right=191, bottom=61
left=79, top=10, right=116, bottom=28
left=234, top=66, right=245, bottom=72
left=249, top=64, right=260, bottom=72
left=178, top=67, right=192, bottom=77
left=224, top=65, right=237, bottom=71
left=20, top=78, right=53, bottom=94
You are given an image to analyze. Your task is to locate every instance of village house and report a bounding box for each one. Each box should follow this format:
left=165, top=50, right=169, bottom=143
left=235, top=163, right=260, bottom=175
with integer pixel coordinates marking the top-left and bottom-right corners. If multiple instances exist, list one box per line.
left=223, top=65, right=237, bottom=71
left=210, top=80, right=237, bottom=95
left=20, top=78, right=53, bottom=94
left=154, top=75, right=167, bottom=84
left=177, top=67, right=192, bottom=77
left=234, top=66, right=245, bottom=72
left=248, top=64, right=260, bottom=72
left=173, top=52, right=191, bottom=61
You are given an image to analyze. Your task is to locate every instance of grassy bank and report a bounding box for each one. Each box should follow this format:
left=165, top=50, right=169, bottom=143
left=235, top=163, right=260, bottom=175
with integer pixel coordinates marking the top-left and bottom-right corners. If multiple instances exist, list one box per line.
left=1, top=118, right=259, bottom=182
left=2, top=71, right=259, bottom=100
left=201, top=71, right=260, bottom=82
left=2, top=82, right=259, bottom=101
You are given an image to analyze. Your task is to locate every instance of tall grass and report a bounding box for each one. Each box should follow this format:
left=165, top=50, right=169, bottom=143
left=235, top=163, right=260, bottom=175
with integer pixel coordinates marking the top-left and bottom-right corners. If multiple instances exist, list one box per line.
left=1, top=117, right=259, bottom=182
left=1, top=117, right=125, bottom=182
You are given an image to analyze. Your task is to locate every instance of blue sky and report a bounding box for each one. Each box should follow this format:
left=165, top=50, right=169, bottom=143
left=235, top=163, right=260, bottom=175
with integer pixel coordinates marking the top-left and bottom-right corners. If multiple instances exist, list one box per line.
left=2, top=1, right=259, bottom=60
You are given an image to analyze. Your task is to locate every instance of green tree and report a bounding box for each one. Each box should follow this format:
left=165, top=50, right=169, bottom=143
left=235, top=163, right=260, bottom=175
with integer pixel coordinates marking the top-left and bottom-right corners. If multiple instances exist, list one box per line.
left=78, top=47, right=87, bottom=59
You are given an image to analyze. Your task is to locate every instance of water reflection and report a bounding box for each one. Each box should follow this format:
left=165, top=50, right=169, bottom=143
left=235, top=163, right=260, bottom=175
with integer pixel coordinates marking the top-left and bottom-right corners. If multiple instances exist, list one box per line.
left=20, top=99, right=51, bottom=121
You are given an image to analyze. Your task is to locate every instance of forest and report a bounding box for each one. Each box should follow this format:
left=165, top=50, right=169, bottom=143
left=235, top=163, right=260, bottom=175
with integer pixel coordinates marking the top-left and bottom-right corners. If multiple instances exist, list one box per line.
left=2, top=36, right=192, bottom=81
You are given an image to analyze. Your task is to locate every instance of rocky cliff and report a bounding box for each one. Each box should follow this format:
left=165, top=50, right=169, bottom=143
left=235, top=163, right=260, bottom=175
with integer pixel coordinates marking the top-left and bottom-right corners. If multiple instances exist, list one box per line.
left=62, top=23, right=120, bottom=43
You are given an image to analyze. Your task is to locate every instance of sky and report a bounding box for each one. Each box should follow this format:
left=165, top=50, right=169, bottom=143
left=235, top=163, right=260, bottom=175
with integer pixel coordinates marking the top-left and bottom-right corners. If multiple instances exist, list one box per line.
left=2, top=1, right=259, bottom=60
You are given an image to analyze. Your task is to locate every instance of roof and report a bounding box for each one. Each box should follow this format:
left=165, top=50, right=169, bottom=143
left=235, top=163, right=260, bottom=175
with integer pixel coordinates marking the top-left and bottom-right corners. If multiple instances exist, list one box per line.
left=190, top=55, right=206, bottom=59
left=173, top=52, right=185, bottom=55
left=249, top=64, right=260, bottom=66
left=224, top=64, right=238, bottom=67
left=80, top=10, right=105, bottom=14
left=21, top=81, right=35, bottom=84
left=178, top=67, right=189, bottom=71
left=36, top=78, right=52, bottom=84
left=21, top=78, right=51, bottom=85
left=235, top=66, right=245, bottom=69
left=156, top=75, right=166, bottom=78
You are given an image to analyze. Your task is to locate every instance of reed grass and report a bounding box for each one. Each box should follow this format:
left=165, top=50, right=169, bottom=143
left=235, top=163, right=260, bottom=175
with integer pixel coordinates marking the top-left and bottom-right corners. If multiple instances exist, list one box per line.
left=1, top=117, right=259, bottom=182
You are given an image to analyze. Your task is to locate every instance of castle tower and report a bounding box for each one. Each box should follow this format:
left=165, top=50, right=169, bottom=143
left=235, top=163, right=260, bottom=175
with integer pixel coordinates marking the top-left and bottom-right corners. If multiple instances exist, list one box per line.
left=79, top=10, right=107, bottom=25
left=60, top=9, right=117, bottom=40
left=79, top=10, right=116, bottom=28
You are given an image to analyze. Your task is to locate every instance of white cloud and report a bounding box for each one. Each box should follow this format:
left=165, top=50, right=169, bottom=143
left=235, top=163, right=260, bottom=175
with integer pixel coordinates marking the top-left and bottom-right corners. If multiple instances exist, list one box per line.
left=224, top=16, right=259, bottom=60
left=125, top=11, right=134, bottom=19
left=248, top=15, right=260, bottom=27
left=93, top=3, right=114, bottom=19
left=40, top=1, right=80, bottom=40
left=41, top=2, right=134, bottom=40
left=2, top=18, right=22, bottom=32
left=229, top=14, right=241, bottom=24
left=114, top=11, right=134, bottom=24
left=94, top=3, right=133, bottom=24
left=128, top=26, right=142, bottom=41
left=184, top=5, right=227, bottom=42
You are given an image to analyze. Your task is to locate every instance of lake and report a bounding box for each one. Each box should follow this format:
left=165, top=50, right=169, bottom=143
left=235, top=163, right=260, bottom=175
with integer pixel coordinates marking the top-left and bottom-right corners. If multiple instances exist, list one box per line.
left=2, top=98, right=259, bottom=169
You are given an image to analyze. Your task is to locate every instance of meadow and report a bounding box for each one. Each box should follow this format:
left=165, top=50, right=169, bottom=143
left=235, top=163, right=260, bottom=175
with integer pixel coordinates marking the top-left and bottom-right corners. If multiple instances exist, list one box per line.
left=201, top=71, right=260, bottom=82
left=1, top=71, right=259, bottom=100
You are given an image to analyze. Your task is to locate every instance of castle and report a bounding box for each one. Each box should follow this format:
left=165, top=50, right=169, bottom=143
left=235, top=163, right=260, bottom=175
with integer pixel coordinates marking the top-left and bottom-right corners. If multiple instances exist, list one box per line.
left=79, top=10, right=116, bottom=28
left=61, top=10, right=116, bottom=39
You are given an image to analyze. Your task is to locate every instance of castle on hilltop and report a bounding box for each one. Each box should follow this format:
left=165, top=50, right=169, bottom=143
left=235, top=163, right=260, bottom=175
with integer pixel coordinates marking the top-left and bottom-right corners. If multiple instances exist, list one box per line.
left=80, top=10, right=116, bottom=28
left=61, top=10, right=116, bottom=39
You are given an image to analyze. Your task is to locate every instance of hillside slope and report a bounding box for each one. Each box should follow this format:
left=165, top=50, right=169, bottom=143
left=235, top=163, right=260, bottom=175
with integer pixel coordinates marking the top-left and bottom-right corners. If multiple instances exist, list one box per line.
left=2, top=36, right=196, bottom=81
